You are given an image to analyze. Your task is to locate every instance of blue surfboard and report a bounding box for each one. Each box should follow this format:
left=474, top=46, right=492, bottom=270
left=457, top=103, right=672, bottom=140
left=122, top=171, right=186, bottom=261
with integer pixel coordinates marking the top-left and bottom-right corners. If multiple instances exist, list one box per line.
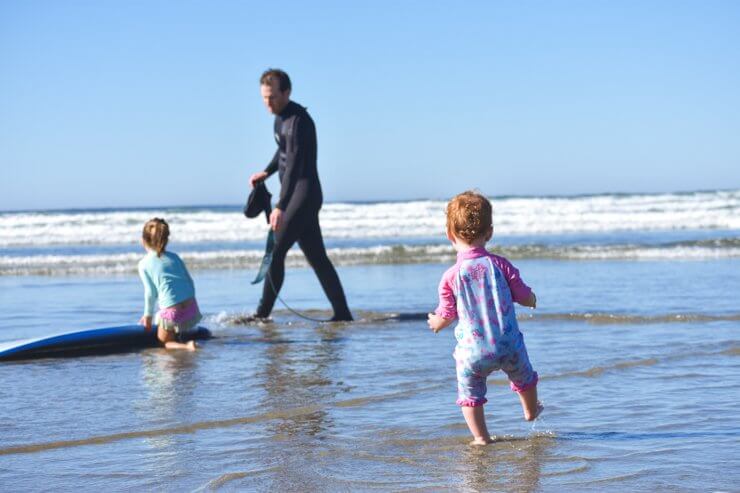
left=0, top=325, right=212, bottom=361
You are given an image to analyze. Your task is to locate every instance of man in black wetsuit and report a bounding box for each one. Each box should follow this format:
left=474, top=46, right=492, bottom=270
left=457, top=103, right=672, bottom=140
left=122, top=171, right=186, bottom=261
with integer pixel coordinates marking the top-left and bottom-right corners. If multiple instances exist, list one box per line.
left=248, top=69, right=352, bottom=321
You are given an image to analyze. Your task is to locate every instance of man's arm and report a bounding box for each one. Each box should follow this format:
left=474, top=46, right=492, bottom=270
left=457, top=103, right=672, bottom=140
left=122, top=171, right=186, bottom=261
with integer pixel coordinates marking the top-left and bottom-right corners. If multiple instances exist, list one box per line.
left=250, top=150, right=279, bottom=188
left=264, top=149, right=279, bottom=176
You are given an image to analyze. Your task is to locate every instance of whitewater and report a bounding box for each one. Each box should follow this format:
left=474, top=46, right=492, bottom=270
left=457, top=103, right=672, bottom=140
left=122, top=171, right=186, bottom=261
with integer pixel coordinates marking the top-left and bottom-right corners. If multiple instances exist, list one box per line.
left=2, top=189, right=739, bottom=276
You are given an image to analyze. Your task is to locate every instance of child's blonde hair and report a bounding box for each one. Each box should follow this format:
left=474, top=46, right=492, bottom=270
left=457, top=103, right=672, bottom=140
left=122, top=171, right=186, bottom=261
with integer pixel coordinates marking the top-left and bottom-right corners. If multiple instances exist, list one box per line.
left=446, top=191, right=493, bottom=243
left=142, top=218, right=169, bottom=256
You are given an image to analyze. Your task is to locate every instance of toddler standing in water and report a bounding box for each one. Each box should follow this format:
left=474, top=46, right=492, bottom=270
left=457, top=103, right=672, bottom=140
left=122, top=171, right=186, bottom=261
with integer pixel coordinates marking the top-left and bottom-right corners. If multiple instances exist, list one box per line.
left=428, top=191, right=542, bottom=445
left=138, top=218, right=202, bottom=351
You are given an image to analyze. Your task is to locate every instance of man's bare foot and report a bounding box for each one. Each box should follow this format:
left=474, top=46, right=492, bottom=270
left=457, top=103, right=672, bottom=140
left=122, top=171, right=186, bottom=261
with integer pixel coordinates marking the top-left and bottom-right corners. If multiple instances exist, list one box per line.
left=234, top=313, right=272, bottom=325
left=470, top=436, right=494, bottom=446
left=328, top=312, right=353, bottom=322
left=525, top=401, right=544, bottom=421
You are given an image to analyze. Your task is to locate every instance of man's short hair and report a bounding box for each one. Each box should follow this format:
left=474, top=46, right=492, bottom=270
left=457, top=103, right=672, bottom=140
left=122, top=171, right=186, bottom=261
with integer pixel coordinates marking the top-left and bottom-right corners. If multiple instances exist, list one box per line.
left=260, top=68, right=291, bottom=92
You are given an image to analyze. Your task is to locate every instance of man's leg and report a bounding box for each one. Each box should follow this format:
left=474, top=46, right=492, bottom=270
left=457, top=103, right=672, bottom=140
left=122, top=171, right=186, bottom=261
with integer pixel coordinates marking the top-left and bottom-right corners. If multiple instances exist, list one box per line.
left=254, top=210, right=303, bottom=318
left=297, top=212, right=352, bottom=321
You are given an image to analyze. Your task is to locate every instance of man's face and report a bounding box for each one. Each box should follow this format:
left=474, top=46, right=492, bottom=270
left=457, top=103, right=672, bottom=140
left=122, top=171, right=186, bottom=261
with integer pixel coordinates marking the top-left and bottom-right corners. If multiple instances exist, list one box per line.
left=260, top=80, right=290, bottom=115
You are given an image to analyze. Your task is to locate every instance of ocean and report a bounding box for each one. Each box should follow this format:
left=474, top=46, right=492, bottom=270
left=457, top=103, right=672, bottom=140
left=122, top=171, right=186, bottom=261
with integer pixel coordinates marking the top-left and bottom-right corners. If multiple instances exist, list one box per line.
left=1, top=190, right=739, bottom=492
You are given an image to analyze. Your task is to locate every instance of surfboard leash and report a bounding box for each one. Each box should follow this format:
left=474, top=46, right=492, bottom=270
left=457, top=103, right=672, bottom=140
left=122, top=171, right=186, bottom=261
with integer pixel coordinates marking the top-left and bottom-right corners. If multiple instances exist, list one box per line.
left=265, top=271, right=331, bottom=323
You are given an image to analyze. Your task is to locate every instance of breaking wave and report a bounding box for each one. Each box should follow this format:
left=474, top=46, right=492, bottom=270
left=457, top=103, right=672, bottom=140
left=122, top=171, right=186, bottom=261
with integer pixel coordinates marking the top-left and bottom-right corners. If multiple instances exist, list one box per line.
left=2, top=190, right=739, bottom=248
left=2, top=239, right=740, bottom=276
left=2, top=190, right=739, bottom=276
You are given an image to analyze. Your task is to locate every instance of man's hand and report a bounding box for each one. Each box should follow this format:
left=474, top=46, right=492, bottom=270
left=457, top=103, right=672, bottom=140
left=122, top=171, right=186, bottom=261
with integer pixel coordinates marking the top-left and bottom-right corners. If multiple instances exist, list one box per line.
left=269, top=208, right=283, bottom=231
left=250, top=171, right=268, bottom=188
left=139, top=315, right=153, bottom=332
left=428, top=313, right=453, bottom=333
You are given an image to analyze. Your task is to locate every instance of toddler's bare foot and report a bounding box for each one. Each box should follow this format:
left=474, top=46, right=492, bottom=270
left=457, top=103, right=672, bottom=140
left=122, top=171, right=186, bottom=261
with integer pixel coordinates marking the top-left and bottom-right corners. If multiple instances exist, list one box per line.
left=470, top=436, right=494, bottom=446
left=186, top=340, right=197, bottom=351
left=525, top=401, right=544, bottom=421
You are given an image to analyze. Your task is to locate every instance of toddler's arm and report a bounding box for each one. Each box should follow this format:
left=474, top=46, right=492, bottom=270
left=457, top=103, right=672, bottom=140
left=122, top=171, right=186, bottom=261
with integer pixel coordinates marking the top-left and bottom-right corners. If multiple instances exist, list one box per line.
left=430, top=266, right=458, bottom=333
left=490, top=254, right=535, bottom=307
left=428, top=313, right=454, bottom=333
left=434, top=267, right=458, bottom=318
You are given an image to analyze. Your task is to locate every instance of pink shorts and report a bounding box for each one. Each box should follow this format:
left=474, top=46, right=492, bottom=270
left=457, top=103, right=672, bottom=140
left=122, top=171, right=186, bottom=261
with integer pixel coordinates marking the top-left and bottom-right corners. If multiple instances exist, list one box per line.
left=157, top=298, right=202, bottom=336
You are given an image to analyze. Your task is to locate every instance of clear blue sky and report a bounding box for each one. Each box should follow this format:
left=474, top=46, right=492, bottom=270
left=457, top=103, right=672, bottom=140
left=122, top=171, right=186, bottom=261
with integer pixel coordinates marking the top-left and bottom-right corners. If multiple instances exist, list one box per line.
left=1, top=1, right=739, bottom=211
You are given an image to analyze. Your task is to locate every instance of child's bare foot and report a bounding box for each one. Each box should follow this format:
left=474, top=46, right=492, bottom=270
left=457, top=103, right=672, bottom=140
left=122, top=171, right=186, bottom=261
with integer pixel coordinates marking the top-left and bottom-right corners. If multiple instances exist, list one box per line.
left=525, top=401, right=544, bottom=421
left=470, top=436, right=494, bottom=446
left=163, top=340, right=197, bottom=351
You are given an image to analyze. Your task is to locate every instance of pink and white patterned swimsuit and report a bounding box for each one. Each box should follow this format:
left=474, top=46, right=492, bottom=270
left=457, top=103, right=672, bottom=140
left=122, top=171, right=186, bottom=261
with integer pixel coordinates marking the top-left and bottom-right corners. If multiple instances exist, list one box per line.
left=435, top=247, right=538, bottom=407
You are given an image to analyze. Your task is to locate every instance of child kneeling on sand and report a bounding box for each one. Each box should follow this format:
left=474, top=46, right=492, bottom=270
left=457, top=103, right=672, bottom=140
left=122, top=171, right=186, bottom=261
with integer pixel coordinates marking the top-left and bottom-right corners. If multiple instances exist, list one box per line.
left=138, top=218, right=201, bottom=351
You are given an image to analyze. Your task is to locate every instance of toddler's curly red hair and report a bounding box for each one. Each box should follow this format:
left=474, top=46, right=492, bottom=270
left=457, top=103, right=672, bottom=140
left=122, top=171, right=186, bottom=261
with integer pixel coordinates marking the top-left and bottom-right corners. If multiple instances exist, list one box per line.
left=446, top=191, right=492, bottom=243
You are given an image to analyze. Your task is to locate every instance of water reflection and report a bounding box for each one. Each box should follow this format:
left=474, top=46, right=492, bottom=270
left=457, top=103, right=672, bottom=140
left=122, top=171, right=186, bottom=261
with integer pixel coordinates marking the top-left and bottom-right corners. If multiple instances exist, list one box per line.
left=138, top=349, right=199, bottom=459
left=256, top=322, right=345, bottom=439
left=459, top=434, right=552, bottom=492
left=140, top=350, right=199, bottom=417
left=241, top=321, right=347, bottom=490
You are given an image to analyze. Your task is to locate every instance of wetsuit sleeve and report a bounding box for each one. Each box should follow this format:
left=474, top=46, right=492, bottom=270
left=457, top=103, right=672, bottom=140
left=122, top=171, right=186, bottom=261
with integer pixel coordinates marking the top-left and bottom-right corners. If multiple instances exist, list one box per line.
left=138, top=262, right=158, bottom=316
left=264, top=149, right=279, bottom=176
left=434, top=267, right=458, bottom=320
left=275, top=115, right=308, bottom=210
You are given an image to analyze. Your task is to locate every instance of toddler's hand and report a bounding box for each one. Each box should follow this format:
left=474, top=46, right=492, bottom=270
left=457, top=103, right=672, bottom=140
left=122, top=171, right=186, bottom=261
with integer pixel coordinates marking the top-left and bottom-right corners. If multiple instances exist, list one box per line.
left=427, top=313, right=446, bottom=333
left=139, top=315, right=152, bottom=332
left=520, top=291, right=537, bottom=309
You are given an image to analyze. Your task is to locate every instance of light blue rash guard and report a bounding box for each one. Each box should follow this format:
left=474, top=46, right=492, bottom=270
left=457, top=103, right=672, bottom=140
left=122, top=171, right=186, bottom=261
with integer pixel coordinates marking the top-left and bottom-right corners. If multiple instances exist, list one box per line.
left=137, top=251, right=196, bottom=316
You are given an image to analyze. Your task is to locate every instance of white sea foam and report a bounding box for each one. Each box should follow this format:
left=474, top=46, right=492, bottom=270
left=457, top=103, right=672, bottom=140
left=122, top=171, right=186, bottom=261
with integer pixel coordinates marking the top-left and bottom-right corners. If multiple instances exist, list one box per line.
left=2, top=190, right=739, bottom=275
left=1, top=190, right=739, bottom=248
left=2, top=242, right=738, bottom=276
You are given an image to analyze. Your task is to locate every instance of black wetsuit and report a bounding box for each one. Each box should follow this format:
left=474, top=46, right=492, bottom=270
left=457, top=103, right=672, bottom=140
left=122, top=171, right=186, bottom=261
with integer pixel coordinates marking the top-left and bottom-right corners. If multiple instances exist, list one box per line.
left=255, top=101, right=352, bottom=320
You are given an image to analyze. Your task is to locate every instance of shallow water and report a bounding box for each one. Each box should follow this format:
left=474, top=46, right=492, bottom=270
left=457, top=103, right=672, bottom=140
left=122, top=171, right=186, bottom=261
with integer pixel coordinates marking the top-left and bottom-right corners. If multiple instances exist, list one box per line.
left=1, top=259, right=739, bottom=492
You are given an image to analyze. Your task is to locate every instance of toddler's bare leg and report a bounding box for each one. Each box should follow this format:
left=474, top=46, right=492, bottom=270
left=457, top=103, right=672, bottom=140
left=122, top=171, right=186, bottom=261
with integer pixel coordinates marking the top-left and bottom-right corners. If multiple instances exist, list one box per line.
left=462, top=406, right=493, bottom=445
left=517, top=386, right=543, bottom=421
